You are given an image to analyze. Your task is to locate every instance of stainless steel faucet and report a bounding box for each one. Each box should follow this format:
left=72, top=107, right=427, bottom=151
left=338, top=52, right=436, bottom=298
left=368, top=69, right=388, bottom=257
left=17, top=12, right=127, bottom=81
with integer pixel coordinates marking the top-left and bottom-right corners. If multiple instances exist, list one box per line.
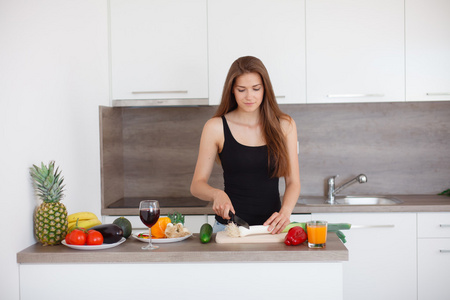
left=327, top=174, right=368, bottom=204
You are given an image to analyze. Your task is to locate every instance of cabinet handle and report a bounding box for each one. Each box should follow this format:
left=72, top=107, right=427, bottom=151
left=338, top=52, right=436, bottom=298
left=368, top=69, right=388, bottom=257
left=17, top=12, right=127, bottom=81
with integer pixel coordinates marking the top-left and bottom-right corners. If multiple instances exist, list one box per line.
left=276, top=95, right=285, bottom=99
left=440, top=250, right=450, bottom=253
left=351, top=225, right=395, bottom=229
left=440, top=224, right=450, bottom=228
left=426, top=93, right=450, bottom=96
left=132, top=90, right=188, bottom=94
left=327, top=94, right=385, bottom=98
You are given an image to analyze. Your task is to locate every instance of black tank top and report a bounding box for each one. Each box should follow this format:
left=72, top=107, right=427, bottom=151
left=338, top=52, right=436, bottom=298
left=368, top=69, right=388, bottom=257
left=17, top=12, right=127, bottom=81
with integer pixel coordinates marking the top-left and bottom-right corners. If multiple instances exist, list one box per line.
left=216, top=116, right=280, bottom=226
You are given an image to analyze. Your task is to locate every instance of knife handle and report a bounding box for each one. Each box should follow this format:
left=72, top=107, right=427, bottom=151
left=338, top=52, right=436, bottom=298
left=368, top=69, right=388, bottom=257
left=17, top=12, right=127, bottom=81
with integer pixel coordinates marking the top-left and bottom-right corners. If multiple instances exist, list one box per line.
left=228, top=211, right=234, bottom=222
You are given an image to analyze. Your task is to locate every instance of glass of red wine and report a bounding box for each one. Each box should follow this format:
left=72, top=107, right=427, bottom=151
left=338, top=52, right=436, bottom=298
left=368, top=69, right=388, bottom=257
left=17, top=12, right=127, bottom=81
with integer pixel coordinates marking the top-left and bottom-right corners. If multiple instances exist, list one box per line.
left=139, top=200, right=160, bottom=250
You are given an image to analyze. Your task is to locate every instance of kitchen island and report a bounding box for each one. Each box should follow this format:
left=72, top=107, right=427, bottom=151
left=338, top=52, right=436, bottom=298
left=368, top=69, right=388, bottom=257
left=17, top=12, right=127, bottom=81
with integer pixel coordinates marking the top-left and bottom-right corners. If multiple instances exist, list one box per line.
left=17, top=234, right=347, bottom=300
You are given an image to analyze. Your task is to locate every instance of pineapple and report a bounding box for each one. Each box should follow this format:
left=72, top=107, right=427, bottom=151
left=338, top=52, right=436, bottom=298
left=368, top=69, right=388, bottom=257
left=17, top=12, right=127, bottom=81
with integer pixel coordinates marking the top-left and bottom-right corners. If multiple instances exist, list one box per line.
left=30, top=161, right=68, bottom=246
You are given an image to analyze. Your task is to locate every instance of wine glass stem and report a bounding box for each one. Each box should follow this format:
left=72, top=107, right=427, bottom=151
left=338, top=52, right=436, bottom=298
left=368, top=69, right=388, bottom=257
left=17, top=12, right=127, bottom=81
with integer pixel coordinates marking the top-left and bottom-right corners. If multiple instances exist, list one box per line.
left=148, top=227, right=152, bottom=248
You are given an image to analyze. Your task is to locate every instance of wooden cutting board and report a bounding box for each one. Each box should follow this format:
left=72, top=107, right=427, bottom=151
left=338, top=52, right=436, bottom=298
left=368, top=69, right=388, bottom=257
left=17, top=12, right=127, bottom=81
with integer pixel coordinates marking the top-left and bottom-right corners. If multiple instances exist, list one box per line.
left=215, top=231, right=287, bottom=244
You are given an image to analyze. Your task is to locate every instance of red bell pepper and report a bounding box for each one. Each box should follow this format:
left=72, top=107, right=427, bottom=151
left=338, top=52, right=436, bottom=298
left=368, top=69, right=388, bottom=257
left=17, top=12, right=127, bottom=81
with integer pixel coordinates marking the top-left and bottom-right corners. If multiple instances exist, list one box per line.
left=284, top=226, right=307, bottom=246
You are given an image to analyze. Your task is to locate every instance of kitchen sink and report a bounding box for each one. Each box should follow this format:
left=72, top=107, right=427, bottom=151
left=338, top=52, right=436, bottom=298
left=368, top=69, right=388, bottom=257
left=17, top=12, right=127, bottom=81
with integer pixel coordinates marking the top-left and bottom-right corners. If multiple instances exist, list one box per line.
left=335, top=196, right=402, bottom=205
left=298, top=196, right=402, bottom=206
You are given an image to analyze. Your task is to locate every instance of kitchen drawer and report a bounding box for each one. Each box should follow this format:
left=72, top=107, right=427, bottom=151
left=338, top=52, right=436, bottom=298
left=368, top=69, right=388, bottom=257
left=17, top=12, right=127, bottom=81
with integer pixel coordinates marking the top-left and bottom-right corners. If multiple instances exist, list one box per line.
left=418, top=212, right=450, bottom=238
left=418, top=238, right=450, bottom=300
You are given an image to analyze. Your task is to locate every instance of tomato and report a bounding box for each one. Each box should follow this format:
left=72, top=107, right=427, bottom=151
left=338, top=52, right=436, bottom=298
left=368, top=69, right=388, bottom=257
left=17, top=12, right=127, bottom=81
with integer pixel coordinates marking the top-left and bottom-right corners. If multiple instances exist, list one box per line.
left=66, top=229, right=87, bottom=245
left=86, top=230, right=103, bottom=245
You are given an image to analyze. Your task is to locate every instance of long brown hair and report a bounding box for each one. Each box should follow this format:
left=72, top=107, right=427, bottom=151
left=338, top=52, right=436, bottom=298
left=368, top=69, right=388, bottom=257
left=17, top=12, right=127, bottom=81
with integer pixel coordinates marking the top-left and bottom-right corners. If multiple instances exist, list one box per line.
left=214, top=56, right=291, bottom=178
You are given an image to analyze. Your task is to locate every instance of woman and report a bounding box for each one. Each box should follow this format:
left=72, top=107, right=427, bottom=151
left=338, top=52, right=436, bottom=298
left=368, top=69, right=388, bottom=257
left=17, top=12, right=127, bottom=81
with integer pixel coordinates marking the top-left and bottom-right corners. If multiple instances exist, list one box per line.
left=190, top=56, right=300, bottom=234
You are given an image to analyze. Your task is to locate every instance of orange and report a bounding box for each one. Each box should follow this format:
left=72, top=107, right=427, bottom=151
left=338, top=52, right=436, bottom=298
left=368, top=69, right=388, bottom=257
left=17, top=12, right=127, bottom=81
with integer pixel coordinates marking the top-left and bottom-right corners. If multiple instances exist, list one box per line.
left=151, top=217, right=171, bottom=238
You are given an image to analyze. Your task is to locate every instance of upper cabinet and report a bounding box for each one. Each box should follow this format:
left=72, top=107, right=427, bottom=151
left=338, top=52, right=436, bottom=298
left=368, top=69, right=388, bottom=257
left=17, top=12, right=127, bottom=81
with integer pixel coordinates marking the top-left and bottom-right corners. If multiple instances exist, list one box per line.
left=109, top=0, right=208, bottom=105
left=306, top=0, right=405, bottom=103
left=207, top=0, right=306, bottom=105
left=108, top=0, right=449, bottom=106
left=406, top=0, right=450, bottom=102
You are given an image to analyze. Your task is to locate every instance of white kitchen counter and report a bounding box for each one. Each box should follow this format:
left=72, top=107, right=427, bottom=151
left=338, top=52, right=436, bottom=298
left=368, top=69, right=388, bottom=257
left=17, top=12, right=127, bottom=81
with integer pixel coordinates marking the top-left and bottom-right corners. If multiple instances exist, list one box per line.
left=17, top=233, right=347, bottom=263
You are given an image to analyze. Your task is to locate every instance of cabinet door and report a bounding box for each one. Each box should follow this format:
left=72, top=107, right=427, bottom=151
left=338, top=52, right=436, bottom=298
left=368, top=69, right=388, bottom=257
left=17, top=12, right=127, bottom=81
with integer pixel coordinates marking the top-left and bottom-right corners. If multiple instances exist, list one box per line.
left=208, top=0, right=306, bottom=105
left=406, top=0, right=450, bottom=101
left=306, top=0, right=405, bottom=103
left=110, top=0, right=208, bottom=101
left=418, top=239, right=450, bottom=300
left=312, top=212, right=416, bottom=300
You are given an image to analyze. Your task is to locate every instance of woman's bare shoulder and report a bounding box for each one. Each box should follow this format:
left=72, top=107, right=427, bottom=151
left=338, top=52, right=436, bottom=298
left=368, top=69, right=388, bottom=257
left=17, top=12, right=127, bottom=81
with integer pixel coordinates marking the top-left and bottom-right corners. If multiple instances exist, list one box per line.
left=202, top=117, right=223, bottom=137
left=280, top=115, right=297, bottom=135
left=204, top=116, right=222, bottom=129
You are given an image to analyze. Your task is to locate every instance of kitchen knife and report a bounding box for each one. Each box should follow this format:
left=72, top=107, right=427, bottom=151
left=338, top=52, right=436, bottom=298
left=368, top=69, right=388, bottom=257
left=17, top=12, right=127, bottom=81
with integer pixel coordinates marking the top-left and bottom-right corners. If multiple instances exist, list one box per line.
left=228, top=211, right=250, bottom=229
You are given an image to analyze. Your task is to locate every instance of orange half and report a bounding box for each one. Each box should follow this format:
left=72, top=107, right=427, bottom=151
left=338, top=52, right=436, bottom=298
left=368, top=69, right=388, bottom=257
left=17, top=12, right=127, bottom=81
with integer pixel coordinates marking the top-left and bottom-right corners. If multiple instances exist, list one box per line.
left=151, top=217, right=171, bottom=238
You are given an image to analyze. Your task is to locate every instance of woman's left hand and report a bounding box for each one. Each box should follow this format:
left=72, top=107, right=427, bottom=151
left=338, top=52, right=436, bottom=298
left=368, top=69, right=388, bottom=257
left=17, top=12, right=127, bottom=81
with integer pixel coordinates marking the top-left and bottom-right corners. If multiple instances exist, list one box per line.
left=263, top=212, right=291, bottom=234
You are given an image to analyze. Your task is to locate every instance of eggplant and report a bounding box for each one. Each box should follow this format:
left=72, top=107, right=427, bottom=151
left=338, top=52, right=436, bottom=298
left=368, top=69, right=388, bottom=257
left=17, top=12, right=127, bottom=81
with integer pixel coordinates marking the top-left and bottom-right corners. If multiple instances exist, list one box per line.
left=90, top=224, right=123, bottom=244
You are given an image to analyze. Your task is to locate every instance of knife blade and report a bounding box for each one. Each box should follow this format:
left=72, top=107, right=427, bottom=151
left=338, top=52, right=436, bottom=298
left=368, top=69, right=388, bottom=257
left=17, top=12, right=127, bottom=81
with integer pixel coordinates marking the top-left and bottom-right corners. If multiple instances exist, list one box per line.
left=228, top=211, right=250, bottom=229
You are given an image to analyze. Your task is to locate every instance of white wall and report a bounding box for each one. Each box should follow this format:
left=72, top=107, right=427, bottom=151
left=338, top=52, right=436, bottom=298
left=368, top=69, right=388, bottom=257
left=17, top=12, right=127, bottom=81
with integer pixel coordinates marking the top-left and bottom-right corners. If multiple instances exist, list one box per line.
left=0, top=1, right=109, bottom=299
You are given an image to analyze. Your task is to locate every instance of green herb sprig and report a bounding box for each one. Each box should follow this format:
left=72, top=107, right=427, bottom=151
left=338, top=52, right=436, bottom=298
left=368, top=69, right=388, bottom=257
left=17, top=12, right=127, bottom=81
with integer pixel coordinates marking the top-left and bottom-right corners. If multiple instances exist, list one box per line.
left=438, top=189, right=450, bottom=197
left=168, top=212, right=185, bottom=225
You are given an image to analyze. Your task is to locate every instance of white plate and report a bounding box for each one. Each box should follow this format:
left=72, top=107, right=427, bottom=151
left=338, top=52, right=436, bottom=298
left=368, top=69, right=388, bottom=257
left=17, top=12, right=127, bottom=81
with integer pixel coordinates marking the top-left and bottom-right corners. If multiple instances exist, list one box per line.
left=132, top=232, right=193, bottom=244
left=61, top=237, right=126, bottom=250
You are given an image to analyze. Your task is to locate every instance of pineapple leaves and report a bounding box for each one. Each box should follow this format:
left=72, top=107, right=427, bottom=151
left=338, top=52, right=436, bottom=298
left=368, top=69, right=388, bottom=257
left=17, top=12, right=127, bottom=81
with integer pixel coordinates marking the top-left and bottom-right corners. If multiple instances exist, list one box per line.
left=30, top=161, right=65, bottom=203
left=40, top=162, right=49, bottom=177
left=48, top=162, right=54, bottom=176
left=43, top=174, right=54, bottom=189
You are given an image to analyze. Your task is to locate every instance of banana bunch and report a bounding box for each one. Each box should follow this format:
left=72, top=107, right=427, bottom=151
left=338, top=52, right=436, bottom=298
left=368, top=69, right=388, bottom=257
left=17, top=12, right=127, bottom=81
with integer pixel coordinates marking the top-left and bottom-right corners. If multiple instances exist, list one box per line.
left=67, top=212, right=101, bottom=232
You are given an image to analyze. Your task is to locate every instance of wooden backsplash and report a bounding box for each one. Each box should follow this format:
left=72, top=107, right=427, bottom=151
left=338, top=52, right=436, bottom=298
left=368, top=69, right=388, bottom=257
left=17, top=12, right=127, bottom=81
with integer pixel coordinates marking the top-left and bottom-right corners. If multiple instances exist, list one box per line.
left=100, top=101, right=450, bottom=209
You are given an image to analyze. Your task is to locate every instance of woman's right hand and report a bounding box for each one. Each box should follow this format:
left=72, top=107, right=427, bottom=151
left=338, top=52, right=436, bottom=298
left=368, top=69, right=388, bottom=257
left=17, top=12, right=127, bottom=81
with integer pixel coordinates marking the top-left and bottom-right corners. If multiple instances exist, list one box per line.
left=212, top=190, right=234, bottom=220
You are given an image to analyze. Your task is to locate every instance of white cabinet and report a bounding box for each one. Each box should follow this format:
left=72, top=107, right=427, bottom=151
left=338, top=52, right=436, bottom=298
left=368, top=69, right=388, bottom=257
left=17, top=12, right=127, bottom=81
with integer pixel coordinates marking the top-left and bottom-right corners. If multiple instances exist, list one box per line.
left=109, top=0, right=208, bottom=103
left=20, top=263, right=344, bottom=300
left=406, top=0, right=450, bottom=101
left=306, top=0, right=405, bottom=103
left=312, top=212, right=416, bottom=300
left=418, top=212, right=450, bottom=300
left=207, top=0, right=306, bottom=105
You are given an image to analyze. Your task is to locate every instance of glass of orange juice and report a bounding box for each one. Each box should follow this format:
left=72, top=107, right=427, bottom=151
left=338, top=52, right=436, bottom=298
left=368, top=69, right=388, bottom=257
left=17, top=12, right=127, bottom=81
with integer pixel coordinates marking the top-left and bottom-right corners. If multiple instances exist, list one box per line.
left=307, top=220, right=328, bottom=248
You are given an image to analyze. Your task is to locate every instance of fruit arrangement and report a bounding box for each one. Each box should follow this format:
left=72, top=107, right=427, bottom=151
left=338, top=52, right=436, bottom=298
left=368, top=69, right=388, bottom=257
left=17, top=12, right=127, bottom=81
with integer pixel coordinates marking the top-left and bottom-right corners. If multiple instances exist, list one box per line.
left=29, top=159, right=131, bottom=247
left=65, top=217, right=129, bottom=245
left=64, top=213, right=131, bottom=246
left=30, top=161, right=68, bottom=246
